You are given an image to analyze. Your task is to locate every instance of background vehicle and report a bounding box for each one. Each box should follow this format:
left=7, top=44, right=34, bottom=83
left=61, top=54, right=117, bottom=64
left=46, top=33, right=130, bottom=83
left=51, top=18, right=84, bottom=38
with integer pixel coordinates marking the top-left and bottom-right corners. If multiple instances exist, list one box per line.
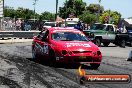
left=83, top=23, right=132, bottom=47
left=65, top=18, right=79, bottom=28
left=43, top=22, right=57, bottom=28
left=66, top=22, right=77, bottom=28
left=32, top=27, right=102, bottom=69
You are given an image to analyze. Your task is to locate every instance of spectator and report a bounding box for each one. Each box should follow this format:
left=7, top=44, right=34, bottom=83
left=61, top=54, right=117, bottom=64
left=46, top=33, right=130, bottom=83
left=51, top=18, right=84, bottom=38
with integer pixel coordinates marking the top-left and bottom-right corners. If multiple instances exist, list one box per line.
left=74, top=21, right=83, bottom=31
left=122, top=26, right=127, bottom=33
left=16, top=19, right=22, bottom=31
left=24, top=21, right=31, bottom=31
left=8, top=19, right=13, bottom=30
left=38, top=20, right=44, bottom=31
left=21, top=20, right=25, bottom=31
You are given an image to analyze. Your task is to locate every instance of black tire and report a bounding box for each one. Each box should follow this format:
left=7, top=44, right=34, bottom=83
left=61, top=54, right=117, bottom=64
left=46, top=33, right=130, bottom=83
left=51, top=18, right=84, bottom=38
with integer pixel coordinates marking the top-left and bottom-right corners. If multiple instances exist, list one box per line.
left=130, top=41, right=132, bottom=47
left=103, top=42, right=110, bottom=47
left=49, top=50, right=57, bottom=66
left=120, top=39, right=126, bottom=48
left=90, top=63, right=100, bottom=69
left=95, top=38, right=101, bottom=47
left=32, top=48, right=39, bottom=62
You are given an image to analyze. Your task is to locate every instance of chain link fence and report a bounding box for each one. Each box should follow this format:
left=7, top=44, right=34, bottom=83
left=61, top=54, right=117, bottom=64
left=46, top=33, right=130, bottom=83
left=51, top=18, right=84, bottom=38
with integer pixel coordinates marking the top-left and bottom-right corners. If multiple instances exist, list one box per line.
left=0, top=17, right=44, bottom=31
left=0, top=17, right=15, bottom=31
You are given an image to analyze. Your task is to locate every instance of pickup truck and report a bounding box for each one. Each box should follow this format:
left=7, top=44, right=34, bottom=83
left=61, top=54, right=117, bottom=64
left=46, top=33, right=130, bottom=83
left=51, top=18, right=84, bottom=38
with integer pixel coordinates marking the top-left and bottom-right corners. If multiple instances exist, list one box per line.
left=83, top=23, right=132, bottom=48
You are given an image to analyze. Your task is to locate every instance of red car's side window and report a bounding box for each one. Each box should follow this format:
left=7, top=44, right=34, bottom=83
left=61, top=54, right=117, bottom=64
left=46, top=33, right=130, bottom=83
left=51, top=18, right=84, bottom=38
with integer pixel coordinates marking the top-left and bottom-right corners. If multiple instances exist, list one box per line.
left=42, top=30, right=49, bottom=42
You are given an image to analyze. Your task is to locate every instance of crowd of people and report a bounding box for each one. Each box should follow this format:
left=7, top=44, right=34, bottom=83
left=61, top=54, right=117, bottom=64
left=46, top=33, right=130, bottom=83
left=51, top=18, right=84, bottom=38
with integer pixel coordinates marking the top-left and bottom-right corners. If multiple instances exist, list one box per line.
left=1, top=18, right=129, bottom=33
left=2, top=18, right=44, bottom=31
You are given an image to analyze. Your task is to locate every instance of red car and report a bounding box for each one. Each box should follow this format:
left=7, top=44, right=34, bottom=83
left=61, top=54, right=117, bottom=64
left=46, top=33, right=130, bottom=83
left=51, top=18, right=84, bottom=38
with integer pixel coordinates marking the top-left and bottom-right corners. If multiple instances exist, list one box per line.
left=32, top=27, right=102, bottom=69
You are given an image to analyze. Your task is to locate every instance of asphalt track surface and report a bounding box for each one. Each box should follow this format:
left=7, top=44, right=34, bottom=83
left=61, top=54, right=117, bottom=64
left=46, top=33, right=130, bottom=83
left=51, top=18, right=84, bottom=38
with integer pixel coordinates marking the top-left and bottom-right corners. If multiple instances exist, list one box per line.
left=0, top=42, right=132, bottom=88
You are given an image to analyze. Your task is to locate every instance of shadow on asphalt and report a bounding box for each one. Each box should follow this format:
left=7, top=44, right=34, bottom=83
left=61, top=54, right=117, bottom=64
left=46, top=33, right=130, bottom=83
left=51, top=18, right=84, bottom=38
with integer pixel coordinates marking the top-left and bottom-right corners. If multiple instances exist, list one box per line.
left=27, top=58, right=93, bottom=70
left=100, top=43, right=132, bottom=48
left=100, top=45, right=117, bottom=47
left=0, top=76, right=21, bottom=88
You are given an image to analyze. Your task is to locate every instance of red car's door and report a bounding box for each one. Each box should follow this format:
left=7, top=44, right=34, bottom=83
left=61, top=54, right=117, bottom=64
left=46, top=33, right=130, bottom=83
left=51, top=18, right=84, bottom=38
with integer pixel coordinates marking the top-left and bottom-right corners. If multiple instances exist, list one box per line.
left=39, top=41, right=49, bottom=59
left=39, top=30, right=50, bottom=60
left=34, top=38, right=43, bottom=55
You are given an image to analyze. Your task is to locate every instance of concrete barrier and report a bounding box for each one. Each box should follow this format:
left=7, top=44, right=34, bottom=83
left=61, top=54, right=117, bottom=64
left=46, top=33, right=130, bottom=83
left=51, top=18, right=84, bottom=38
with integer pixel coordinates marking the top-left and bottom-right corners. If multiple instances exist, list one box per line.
left=0, top=31, right=40, bottom=39
left=0, top=31, right=40, bottom=43
left=0, top=38, right=33, bottom=44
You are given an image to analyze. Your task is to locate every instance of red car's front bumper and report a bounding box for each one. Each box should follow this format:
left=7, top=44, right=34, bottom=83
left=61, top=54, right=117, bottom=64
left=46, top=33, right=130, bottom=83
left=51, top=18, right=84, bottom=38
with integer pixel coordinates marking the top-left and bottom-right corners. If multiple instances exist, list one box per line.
left=55, top=56, right=102, bottom=64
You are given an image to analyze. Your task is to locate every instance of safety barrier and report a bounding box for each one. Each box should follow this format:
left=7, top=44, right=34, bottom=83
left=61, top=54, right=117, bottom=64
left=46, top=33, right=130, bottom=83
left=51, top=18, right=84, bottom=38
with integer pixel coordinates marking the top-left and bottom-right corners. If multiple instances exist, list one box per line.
left=0, top=31, right=40, bottom=39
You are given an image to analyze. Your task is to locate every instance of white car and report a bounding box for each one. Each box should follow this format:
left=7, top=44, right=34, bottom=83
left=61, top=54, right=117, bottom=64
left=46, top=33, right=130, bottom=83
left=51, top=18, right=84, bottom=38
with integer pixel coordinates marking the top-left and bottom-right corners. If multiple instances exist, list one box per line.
left=66, top=22, right=77, bottom=29
left=44, top=22, right=56, bottom=28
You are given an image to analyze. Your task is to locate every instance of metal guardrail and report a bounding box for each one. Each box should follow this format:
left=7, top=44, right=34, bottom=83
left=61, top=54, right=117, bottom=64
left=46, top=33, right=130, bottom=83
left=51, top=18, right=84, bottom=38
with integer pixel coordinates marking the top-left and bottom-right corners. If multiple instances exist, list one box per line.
left=0, top=31, right=40, bottom=39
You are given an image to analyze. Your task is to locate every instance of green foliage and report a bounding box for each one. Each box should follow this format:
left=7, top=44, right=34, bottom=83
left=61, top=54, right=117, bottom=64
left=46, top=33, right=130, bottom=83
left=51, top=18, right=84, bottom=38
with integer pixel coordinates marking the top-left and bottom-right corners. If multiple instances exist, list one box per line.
left=4, top=6, right=16, bottom=18
left=86, top=4, right=104, bottom=14
left=4, top=6, right=40, bottom=19
left=79, top=11, right=96, bottom=24
left=4, top=6, right=55, bottom=21
left=99, top=10, right=121, bottom=24
left=58, top=0, right=86, bottom=18
left=40, top=11, right=55, bottom=21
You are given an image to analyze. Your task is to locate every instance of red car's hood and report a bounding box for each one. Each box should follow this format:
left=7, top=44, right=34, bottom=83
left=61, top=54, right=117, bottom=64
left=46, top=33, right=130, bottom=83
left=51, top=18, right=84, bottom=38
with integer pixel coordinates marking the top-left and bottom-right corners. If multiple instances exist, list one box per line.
left=53, top=41, right=99, bottom=51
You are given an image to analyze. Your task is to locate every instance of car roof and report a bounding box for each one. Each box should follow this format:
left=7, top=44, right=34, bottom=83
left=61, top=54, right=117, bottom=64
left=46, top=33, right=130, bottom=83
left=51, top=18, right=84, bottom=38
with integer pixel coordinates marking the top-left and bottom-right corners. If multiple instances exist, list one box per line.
left=103, top=24, right=114, bottom=26
left=45, top=22, right=56, bottom=23
left=48, top=27, right=82, bottom=33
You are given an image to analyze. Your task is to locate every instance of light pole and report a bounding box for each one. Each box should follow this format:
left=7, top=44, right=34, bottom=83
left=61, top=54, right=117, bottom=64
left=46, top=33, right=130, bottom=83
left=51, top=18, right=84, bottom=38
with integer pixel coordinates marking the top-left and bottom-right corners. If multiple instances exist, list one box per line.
left=55, top=0, right=58, bottom=20
left=65, top=0, right=68, bottom=27
left=33, top=0, right=38, bottom=22
left=97, top=0, right=101, bottom=22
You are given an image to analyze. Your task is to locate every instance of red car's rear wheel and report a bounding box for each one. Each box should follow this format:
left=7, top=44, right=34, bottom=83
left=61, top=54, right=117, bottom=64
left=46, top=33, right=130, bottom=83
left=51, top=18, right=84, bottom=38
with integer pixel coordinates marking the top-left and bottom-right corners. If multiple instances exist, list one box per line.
left=32, top=48, right=39, bottom=62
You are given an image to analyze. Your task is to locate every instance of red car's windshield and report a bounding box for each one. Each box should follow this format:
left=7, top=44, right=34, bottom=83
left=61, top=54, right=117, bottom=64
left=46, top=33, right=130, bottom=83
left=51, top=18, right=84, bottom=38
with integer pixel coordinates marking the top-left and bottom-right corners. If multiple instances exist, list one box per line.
left=52, top=32, right=88, bottom=41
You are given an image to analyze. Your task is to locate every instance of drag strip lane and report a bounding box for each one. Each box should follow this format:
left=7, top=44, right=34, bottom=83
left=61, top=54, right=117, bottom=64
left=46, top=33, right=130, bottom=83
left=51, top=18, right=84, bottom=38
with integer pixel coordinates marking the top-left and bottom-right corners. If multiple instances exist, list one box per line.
left=0, top=42, right=131, bottom=88
left=0, top=43, right=84, bottom=88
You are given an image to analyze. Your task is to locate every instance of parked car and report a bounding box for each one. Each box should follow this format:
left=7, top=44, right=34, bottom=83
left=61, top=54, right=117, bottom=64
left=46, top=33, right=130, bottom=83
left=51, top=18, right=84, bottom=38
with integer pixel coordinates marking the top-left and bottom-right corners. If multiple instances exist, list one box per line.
left=83, top=23, right=132, bottom=48
left=32, top=27, right=102, bottom=69
left=43, top=22, right=57, bottom=28
left=66, top=22, right=77, bottom=28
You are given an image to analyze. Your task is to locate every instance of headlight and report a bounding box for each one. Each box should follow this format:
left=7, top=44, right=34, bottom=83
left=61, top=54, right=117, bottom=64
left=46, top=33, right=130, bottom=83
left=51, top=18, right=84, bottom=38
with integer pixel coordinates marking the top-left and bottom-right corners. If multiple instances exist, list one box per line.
left=62, top=50, right=72, bottom=55
left=93, top=51, right=101, bottom=56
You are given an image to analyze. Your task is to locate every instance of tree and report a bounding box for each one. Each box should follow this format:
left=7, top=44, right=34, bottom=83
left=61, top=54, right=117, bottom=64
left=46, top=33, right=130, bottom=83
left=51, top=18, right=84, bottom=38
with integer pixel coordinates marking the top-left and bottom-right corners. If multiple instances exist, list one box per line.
left=58, top=0, right=86, bottom=19
left=15, top=7, right=39, bottom=19
left=4, top=6, right=39, bottom=19
left=86, top=4, right=104, bottom=14
left=99, top=10, right=121, bottom=24
left=79, top=11, right=96, bottom=24
left=4, top=6, right=16, bottom=18
left=40, top=11, right=55, bottom=21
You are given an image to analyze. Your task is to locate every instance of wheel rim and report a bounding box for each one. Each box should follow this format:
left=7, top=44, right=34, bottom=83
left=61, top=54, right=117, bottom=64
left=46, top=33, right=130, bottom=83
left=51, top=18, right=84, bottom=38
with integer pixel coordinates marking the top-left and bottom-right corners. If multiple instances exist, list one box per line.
left=32, top=49, right=36, bottom=59
left=96, top=39, right=101, bottom=46
left=121, top=40, right=125, bottom=47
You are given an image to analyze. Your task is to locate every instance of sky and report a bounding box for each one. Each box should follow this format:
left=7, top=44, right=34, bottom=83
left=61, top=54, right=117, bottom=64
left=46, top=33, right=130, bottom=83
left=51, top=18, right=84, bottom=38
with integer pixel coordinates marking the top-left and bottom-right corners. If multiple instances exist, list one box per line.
left=4, top=0, right=132, bottom=18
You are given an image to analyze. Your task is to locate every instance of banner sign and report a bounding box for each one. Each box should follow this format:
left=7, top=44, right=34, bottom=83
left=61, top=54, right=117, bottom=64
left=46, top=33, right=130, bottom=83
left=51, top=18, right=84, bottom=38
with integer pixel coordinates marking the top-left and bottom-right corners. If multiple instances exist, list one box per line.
left=0, top=0, right=3, bottom=17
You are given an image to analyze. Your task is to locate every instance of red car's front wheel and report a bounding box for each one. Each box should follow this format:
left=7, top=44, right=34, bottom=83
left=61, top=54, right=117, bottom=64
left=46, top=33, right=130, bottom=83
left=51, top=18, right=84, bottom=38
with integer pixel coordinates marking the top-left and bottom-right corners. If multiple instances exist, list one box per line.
left=90, top=63, right=100, bottom=69
left=49, top=50, right=57, bottom=66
